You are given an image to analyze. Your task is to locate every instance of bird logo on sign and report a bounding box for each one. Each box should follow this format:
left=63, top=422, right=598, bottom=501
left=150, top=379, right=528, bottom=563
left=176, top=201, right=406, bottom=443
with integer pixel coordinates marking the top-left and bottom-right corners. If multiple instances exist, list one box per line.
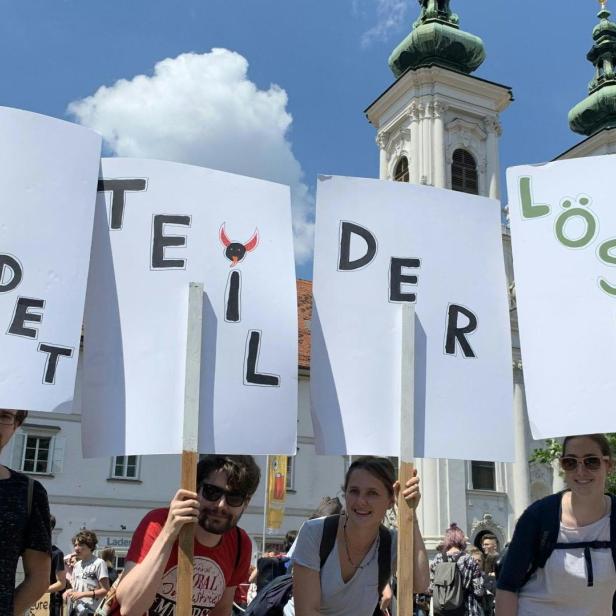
left=219, top=224, right=259, bottom=267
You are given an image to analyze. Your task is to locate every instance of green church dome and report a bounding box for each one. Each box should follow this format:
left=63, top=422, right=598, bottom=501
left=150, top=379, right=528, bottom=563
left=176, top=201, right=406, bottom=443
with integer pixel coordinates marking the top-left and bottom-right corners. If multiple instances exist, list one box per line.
left=388, top=0, right=485, bottom=78
left=569, top=3, right=616, bottom=135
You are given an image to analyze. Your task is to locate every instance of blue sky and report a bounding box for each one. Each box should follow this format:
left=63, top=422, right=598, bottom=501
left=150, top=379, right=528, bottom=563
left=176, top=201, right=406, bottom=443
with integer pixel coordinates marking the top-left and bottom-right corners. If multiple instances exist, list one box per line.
left=0, top=1, right=602, bottom=277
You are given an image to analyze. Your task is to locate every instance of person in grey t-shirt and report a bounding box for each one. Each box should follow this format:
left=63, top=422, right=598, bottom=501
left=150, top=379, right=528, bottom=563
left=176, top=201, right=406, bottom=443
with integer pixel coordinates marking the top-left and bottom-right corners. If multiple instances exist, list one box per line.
left=64, top=529, right=109, bottom=614
left=290, top=456, right=430, bottom=616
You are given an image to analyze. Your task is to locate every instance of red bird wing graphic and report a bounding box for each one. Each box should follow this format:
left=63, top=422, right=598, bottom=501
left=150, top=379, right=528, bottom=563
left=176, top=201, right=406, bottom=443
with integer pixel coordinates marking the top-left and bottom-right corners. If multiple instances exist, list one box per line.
left=219, top=223, right=232, bottom=248
left=244, top=229, right=259, bottom=252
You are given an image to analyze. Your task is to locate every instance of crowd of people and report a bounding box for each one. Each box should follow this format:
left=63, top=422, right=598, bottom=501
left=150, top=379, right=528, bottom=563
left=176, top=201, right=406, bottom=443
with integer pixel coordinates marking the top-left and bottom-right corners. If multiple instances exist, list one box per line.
left=1, top=405, right=615, bottom=616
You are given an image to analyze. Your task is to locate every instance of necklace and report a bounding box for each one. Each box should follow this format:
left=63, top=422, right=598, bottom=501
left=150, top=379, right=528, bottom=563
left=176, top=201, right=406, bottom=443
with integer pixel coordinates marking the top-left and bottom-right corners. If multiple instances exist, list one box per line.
left=343, top=514, right=380, bottom=570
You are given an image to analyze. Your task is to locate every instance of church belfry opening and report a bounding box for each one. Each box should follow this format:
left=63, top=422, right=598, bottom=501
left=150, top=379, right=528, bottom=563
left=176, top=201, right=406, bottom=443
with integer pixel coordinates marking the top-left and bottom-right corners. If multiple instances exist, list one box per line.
left=394, top=157, right=410, bottom=182
left=451, top=149, right=478, bottom=195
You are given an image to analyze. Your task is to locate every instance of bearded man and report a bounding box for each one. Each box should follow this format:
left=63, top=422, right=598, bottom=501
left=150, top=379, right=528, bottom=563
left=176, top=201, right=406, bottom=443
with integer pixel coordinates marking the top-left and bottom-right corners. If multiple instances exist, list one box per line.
left=115, top=455, right=260, bottom=616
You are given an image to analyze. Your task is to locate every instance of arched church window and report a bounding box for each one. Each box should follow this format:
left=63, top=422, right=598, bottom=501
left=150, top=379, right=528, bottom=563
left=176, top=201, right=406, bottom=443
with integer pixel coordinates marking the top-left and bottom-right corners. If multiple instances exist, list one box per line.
left=452, top=149, right=478, bottom=195
left=393, top=156, right=409, bottom=182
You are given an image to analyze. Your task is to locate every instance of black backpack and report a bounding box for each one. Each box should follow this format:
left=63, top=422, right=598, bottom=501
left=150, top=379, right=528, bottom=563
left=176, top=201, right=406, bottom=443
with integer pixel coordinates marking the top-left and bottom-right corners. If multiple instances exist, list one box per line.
left=244, top=572, right=294, bottom=616
left=256, top=556, right=291, bottom=593
left=244, top=515, right=392, bottom=616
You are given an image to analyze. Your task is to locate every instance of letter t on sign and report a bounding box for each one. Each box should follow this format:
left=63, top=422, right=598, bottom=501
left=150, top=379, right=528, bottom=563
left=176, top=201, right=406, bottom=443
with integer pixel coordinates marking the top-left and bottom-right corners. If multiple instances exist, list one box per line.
left=97, top=179, right=147, bottom=230
left=38, top=343, right=73, bottom=384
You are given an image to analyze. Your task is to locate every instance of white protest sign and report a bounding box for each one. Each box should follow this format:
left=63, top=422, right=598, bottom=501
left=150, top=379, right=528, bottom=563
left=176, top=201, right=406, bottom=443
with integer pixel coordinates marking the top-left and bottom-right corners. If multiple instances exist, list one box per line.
left=0, top=107, right=101, bottom=412
left=82, top=159, right=298, bottom=457
left=311, top=175, right=513, bottom=461
left=507, top=155, right=616, bottom=439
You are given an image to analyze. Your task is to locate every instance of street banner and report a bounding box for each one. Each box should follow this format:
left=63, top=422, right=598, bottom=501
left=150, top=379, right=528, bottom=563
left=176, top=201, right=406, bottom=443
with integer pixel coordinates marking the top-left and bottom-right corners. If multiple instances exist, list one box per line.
left=82, top=159, right=298, bottom=457
left=266, top=455, right=288, bottom=531
left=0, top=107, right=101, bottom=412
left=507, top=155, right=616, bottom=439
left=311, top=175, right=513, bottom=461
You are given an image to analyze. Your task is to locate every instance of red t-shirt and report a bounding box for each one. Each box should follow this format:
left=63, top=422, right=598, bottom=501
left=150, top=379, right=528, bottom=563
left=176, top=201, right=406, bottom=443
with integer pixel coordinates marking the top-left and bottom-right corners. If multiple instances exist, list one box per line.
left=123, top=508, right=252, bottom=615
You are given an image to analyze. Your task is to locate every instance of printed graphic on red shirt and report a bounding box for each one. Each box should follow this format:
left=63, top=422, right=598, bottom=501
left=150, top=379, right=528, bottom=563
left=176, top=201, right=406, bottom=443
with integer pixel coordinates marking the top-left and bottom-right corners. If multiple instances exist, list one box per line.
left=150, top=556, right=225, bottom=615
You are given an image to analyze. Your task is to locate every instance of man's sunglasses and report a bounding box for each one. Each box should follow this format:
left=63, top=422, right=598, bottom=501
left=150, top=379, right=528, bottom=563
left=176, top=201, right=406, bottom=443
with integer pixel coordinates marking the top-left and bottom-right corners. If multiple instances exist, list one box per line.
left=559, top=455, right=608, bottom=472
left=200, top=482, right=246, bottom=507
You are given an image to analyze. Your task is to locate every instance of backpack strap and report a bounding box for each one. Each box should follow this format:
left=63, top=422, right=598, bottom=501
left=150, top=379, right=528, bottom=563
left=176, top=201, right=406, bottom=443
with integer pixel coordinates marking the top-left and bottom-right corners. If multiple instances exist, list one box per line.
left=26, top=476, right=34, bottom=518
left=610, top=495, right=616, bottom=570
left=553, top=541, right=611, bottom=587
left=522, top=491, right=562, bottom=584
left=318, top=517, right=392, bottom=596
left=235, top=527, right=242, bottom=569
left=319, top=515, right=339, bottom=569
left=524, top=492, right=615, bottom=590
left=377, top=525, right=392, bottom=596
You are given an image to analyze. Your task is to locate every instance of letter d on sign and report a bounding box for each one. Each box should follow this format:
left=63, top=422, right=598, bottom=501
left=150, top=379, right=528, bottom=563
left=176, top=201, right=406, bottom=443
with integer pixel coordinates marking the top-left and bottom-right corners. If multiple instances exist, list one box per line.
left=338, top=222, right=377, bottom=271
left=0, top=255, right=23, bottom=293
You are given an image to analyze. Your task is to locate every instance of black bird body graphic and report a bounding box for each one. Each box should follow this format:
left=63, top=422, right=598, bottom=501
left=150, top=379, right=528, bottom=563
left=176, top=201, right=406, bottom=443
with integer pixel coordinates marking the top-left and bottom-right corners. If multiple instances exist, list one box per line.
left=219, top=224, right=259, bottom=266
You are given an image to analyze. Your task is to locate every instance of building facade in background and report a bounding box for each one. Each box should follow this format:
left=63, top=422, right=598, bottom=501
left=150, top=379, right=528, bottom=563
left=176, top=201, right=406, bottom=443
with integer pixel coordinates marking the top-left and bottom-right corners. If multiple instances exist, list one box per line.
left=4, top=0, right=614, bottom=568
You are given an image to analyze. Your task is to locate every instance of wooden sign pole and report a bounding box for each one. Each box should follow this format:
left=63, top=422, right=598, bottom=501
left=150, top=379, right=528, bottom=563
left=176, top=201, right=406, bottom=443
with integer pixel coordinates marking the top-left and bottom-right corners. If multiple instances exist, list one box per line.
left=397, top=302, right=415, bottom=616
left=176, top=282, right=204, bottom=616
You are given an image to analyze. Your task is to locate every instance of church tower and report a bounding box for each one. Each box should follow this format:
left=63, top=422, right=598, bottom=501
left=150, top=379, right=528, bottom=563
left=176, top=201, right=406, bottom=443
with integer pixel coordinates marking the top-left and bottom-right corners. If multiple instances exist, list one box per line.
left=561, top=0, right=616, bottom=159
left=365, top=1, right=524, bottom=553
left=365, top=0, right=512, bottom=199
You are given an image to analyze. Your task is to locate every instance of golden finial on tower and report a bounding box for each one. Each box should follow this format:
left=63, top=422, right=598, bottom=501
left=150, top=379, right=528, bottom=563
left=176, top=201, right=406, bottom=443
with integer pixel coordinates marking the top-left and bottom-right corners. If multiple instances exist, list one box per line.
left=599, top=0, right=608, bottom=11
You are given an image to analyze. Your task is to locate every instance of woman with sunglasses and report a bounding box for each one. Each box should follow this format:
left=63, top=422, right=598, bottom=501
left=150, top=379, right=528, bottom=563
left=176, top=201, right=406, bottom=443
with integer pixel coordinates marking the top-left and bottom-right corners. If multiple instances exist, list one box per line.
left=288, top=456, right=430, bottom=616
left=496, top=433, right=616, bottom=616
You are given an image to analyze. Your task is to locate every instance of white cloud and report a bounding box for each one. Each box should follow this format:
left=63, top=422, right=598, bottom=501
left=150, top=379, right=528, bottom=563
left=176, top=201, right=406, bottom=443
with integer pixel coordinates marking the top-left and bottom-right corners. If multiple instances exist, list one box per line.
left=68, top=49, right=314, bottom=264
left=360, top=0, right=409, bottom=48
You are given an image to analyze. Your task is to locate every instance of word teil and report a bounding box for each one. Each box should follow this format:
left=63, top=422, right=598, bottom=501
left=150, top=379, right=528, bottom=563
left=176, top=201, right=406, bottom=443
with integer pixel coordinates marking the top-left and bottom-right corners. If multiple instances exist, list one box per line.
left=338, top=222, right=478, bottom=358
left=98, top=179, right=280, bottom=388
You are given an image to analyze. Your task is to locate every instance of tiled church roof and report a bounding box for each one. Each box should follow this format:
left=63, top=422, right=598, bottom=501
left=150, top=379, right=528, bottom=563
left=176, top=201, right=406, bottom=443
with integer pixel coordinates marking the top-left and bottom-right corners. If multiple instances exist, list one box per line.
left=297, top=279, right=312, bottom=370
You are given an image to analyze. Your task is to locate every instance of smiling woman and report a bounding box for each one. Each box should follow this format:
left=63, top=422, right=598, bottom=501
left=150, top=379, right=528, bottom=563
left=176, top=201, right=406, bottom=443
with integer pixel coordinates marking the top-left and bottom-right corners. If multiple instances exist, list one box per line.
left=288, top=456, right=430, bottom=616
left=496, top=434, right=616, bottom=616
